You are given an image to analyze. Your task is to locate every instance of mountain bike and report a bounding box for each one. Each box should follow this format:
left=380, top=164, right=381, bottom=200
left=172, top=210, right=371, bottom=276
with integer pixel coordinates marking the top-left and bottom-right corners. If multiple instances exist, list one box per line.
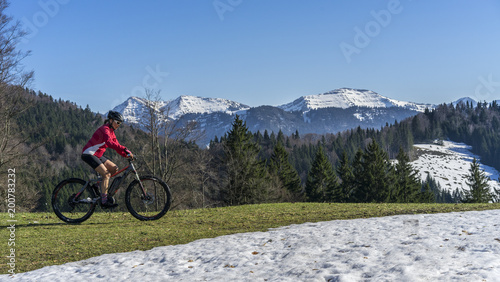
left=51, top=157, right=172, bottom=224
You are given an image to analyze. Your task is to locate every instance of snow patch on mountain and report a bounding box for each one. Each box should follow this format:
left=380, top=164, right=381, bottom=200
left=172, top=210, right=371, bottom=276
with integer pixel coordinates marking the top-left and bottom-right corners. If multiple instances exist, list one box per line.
left=411, top=140, right=500, bottom=194
left=167, top=95, right=250, bottom=119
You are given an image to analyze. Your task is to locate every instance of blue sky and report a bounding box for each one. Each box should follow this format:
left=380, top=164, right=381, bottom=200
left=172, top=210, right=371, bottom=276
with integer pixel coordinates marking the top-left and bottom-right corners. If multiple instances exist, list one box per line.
left=8, top=0, right=500, bottom=114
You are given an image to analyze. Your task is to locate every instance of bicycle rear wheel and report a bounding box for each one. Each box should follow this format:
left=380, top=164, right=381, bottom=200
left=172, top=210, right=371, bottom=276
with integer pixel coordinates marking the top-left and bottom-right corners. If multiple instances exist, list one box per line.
left=125, top=176, right=171, bottom=221
left=52, top=178, right=97, bottom=224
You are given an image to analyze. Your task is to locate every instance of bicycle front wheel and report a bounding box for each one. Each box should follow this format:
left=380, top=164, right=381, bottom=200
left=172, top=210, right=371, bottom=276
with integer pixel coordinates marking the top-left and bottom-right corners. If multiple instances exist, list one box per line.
left=52, top=178, right=98, bottom=224
left=125, top=176, right=171, bottom=221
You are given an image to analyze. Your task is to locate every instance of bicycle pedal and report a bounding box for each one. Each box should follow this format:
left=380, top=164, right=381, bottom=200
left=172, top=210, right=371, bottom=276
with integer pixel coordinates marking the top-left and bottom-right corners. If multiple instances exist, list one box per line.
left=80, top=197, right=93, bottom=203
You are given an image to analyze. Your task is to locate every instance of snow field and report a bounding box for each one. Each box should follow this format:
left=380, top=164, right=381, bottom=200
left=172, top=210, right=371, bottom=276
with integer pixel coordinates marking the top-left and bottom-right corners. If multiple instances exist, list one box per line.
left=412, top=141, right=500, bottom=194
left=4, top=209, right=500, bottom=281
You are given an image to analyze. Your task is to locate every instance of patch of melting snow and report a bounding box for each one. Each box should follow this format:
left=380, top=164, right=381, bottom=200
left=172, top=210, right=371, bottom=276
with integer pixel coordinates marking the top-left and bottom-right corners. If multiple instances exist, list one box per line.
left=4, top=210, right=500, bottom=281
left=411, top=140, right=500, bottom=193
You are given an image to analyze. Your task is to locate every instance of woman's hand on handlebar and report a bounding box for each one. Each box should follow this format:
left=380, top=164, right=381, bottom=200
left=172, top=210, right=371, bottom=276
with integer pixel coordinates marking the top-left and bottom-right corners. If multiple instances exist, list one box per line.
left=124, top=148, right=134, bottom=160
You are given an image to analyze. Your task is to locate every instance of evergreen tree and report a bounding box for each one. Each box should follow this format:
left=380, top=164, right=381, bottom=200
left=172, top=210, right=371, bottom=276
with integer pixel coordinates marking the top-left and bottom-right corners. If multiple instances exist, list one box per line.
left=336, top=151, right=355, bottom=202
left=269, top=141, right=302, bottom=200
left=352, top=139, right=395, bottom=202
left=305, top=147, right=338, bottom=202
left=422, top=174, right=453, bottom=203
left=452, top=188, right=464, bottom=203
left=462, top=158, right=492, bottom=203
left=221, top=115, right=271, bottom=205
left=393, top=147, right=421, bottom=203
left=492, top=180, right=500, bottom=203
left=419, top=181, right=435, bottom=203
left=351, top=149, right=365, bottom=202
left=293, top=130, right=300, bottom=140
left=263, top=130, right=270, bottom=142
left=277, top=130, right=285, bottom=145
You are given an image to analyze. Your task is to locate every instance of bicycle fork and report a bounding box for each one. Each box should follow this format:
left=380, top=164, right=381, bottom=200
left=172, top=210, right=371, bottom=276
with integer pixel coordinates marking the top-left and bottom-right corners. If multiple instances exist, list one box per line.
left=130, top=162, right=148, bottom=197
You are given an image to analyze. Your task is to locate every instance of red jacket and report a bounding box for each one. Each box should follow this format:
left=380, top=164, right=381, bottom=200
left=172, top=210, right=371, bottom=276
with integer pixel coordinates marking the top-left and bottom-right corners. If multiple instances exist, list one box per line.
left=82, top=124, right=129, bottom=158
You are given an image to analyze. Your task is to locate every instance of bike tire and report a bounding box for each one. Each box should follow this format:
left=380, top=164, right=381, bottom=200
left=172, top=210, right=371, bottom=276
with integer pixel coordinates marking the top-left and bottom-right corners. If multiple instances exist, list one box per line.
left=125, top=176, right=171, bottom=221
left=52, top=178, right=97, bottom=224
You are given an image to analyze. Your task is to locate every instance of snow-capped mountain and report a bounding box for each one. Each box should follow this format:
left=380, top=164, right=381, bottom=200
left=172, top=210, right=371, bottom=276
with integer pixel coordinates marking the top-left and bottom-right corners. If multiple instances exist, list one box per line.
left=113, top=95, right=250, bottom=122
left=112, top=96, right=168, bottom=124
left=112, top=88, right=439, bottom=144
left=452, top=97, right=478, bottom=107
left=449, top=97, right=500, bottom=108
left=278, top=88, right=432, bottom=113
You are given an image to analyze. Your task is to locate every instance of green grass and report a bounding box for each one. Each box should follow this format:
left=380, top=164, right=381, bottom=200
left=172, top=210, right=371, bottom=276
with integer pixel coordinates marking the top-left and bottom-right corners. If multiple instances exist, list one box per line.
left=1, top=202, right=499, bottom=274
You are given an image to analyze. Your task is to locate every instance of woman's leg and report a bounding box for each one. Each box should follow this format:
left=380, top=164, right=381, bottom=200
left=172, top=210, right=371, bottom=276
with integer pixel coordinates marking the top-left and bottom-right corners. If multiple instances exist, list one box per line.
left=95, top=164, right=111, bottom=198
left=82, top=154, right=118, bottom=206
left=103, top=160, right=118, bottom=176
left=101, top=160, right=119, bottom=206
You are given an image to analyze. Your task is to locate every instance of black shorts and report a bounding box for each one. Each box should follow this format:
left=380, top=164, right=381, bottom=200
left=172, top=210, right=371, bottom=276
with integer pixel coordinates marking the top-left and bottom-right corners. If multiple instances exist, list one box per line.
left=81, top=154, right=109, bottom=170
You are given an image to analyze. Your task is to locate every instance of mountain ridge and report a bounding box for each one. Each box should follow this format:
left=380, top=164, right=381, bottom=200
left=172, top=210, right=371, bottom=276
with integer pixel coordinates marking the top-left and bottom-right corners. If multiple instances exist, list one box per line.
left=111, top=88, right=476, bottom=144
left=278, top=88, right=433, bottom=113
left=114, top=88, right=436, bottom=122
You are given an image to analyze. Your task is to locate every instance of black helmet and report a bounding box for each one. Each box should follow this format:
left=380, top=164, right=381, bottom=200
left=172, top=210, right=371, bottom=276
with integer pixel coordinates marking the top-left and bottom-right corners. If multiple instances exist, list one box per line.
left=107, top=111, right=124, bottom=122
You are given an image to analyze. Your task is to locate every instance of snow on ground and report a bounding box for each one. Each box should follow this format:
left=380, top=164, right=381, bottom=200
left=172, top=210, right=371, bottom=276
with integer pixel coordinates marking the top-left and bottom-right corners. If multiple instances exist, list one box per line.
left=412, top=141, right=500, bottom=193
left=4, top=210, right=500, bottom=281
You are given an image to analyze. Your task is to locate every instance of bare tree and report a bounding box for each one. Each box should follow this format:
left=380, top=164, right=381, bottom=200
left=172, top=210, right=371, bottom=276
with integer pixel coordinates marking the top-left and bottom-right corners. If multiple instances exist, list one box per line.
left=140, top=89, right=206, bottom=207
left=0, top=0, right=35, bottom=172
left=193, top=148, right=217, bottom=208
left=140, top=88, right=163, bottom=176
left=160, top=117, right=204, bottom=183
left=0, top=0, right=37, bottom=212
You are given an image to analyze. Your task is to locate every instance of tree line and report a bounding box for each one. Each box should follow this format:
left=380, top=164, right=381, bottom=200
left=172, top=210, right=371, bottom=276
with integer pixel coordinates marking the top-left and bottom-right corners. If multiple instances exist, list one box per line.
left=209, top=115, right=443, bottom=205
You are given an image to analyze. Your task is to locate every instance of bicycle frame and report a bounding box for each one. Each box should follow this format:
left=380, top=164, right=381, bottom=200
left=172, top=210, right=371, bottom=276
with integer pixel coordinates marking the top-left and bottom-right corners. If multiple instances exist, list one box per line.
left=73, top=158, right=145, bottom=202
left=107, top=159, right=144, bottom=197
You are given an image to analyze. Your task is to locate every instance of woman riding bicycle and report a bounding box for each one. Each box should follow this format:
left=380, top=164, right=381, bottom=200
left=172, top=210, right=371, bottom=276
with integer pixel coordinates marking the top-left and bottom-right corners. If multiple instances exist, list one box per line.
left=81, top=111, right=134, bottom=208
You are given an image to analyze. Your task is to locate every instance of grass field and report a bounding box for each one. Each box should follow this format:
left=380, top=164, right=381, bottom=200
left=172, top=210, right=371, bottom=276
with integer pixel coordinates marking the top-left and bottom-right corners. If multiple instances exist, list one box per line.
left=1, top=202, right=500, bottom=274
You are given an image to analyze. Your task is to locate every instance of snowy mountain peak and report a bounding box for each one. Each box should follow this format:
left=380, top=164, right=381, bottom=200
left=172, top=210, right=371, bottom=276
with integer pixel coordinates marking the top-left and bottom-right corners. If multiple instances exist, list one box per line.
left=452, top=97, right=477, bottom=107
left=278, top=88, right=432, bottom=113
left=112, top=96, right=164, bottom=124
left=112, top=95, right=250, bottom=123
left=167, top=95, right=250, bottom=119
